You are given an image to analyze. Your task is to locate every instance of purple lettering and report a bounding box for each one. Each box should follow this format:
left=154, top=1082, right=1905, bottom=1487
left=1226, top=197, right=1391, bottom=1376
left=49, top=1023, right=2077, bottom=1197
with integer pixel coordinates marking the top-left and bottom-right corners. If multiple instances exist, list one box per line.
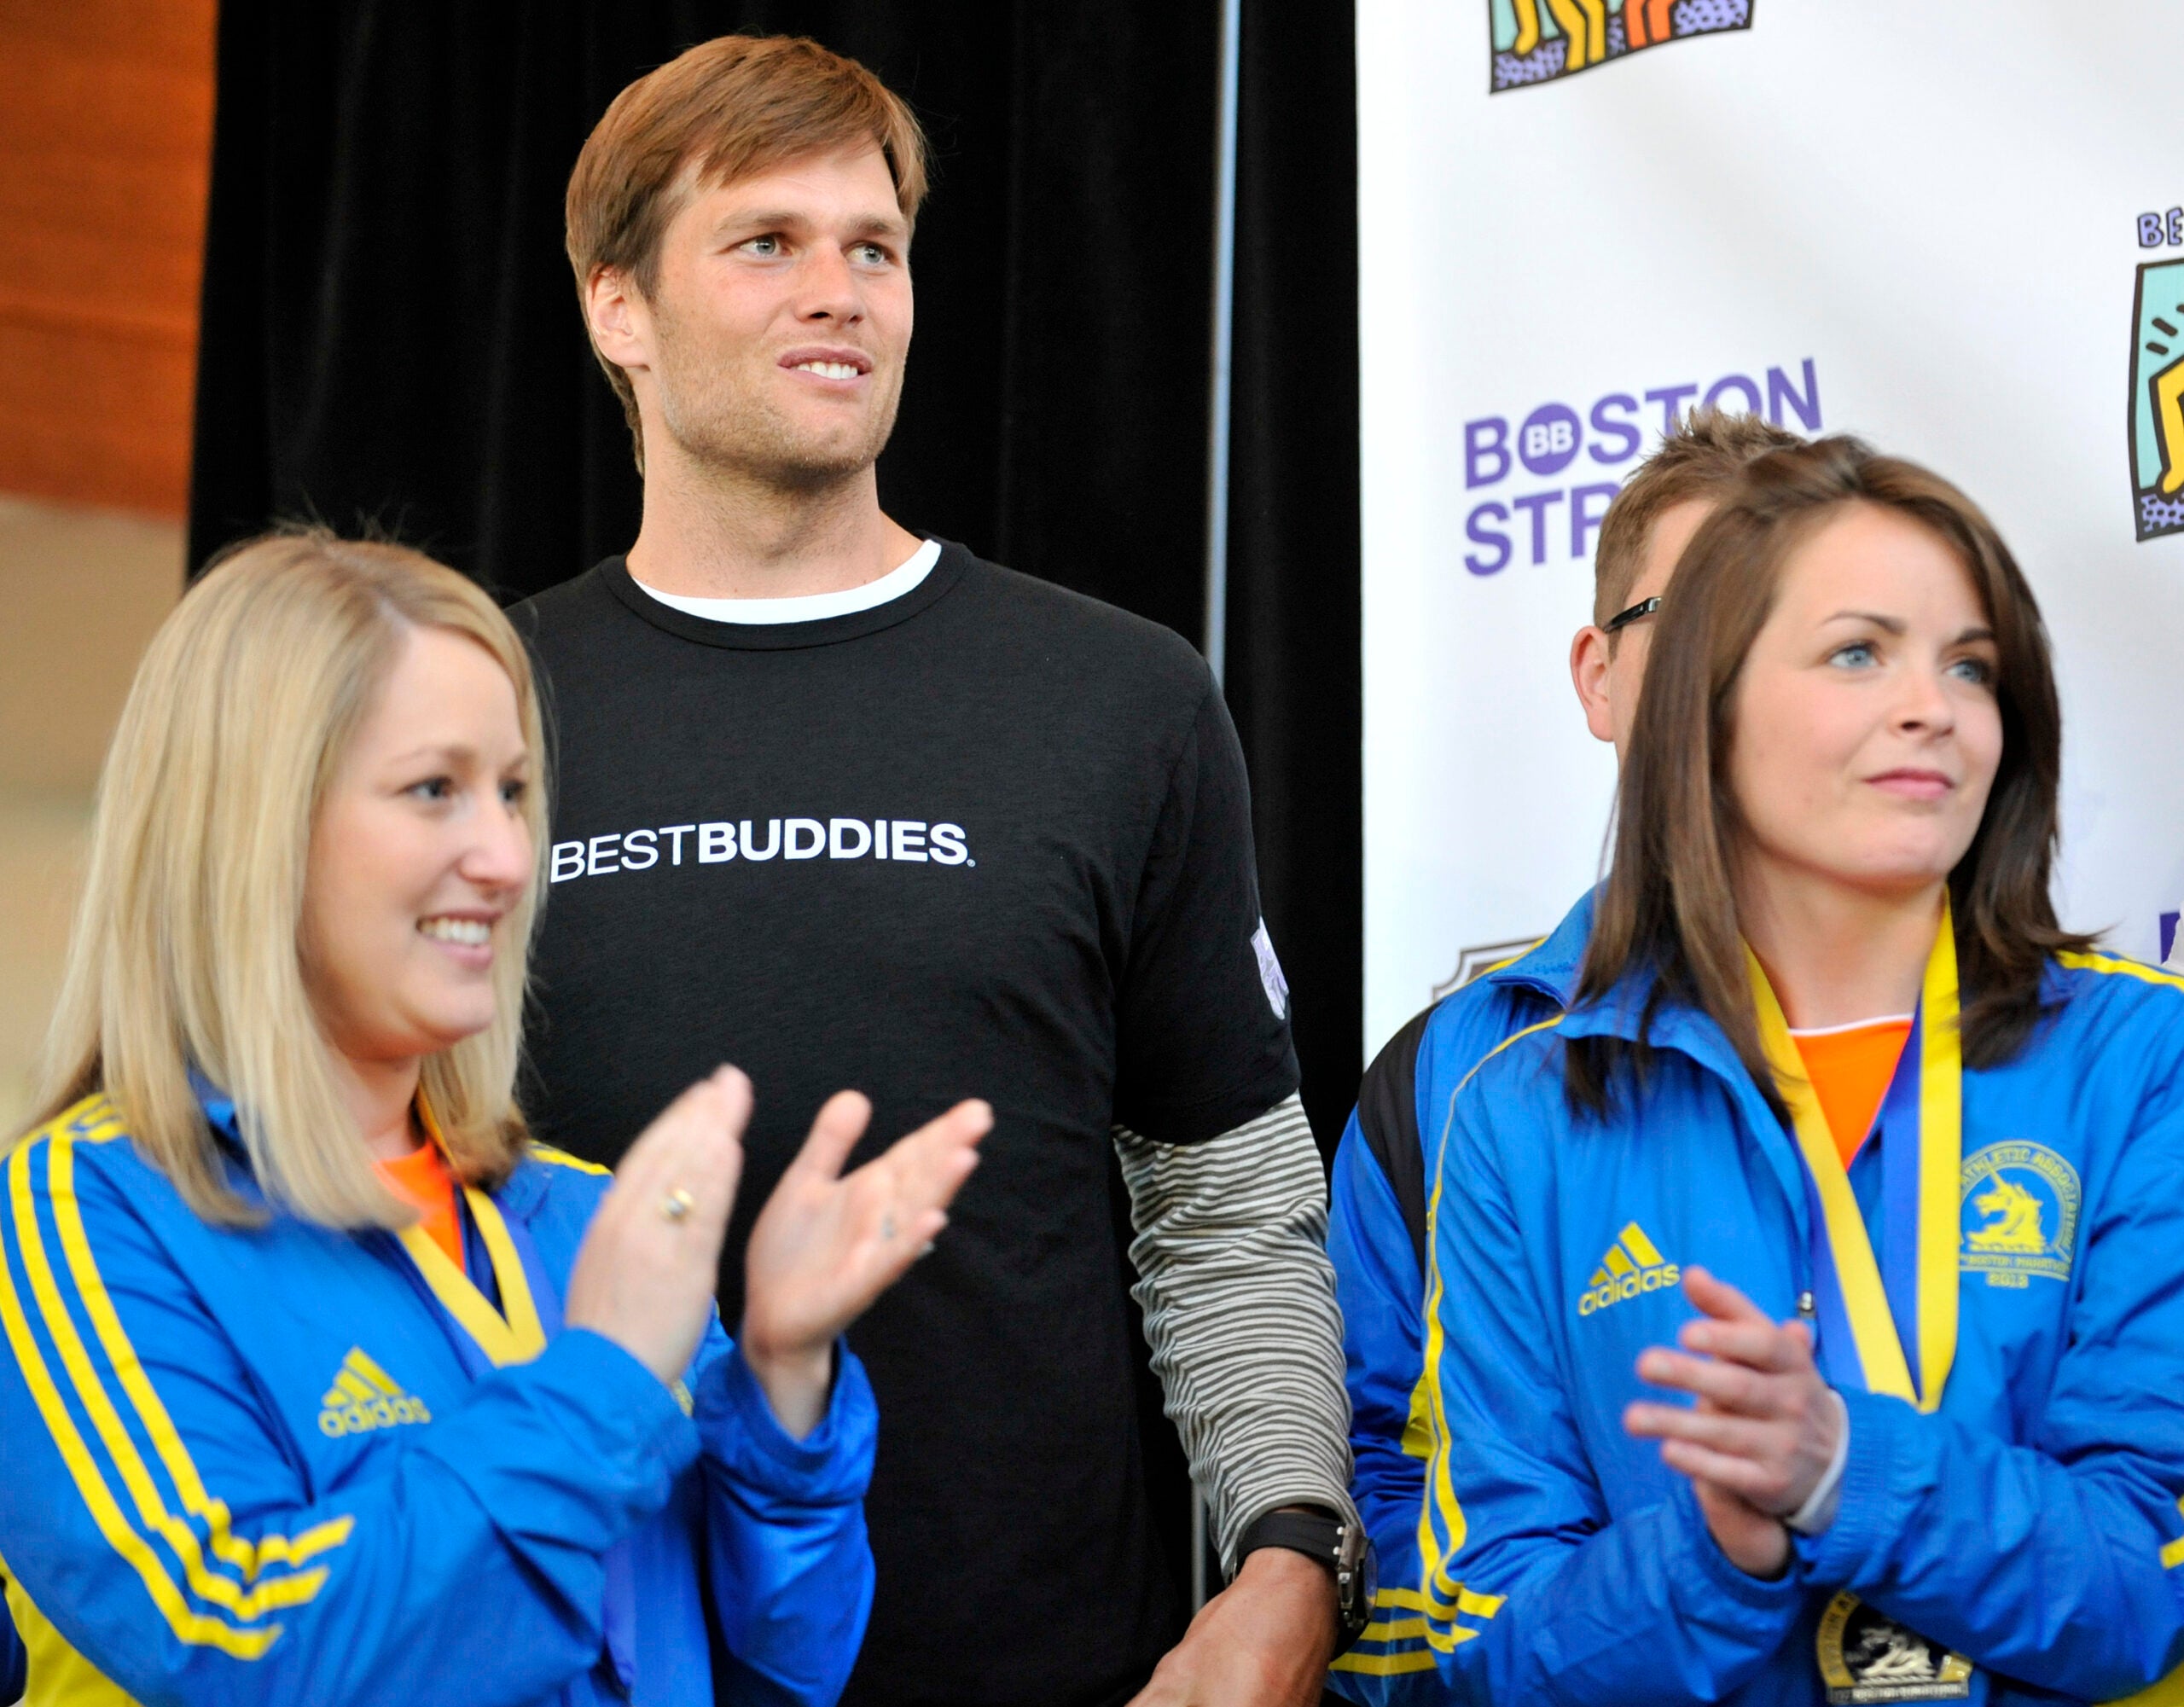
left=1465, top=416, right=1511, bottom=488
left=1517, top=404, right=1582, bottom=478
left=1644, top=384, right=1699, bottom=436
left=1464, top=502, right=1512, bottom=575
left=1704, top=373, right=1763, bottom=415
left=1767, top=360, right=1821, bottom=431
left=1510, top=491, right=1564, bottom=566
left=1587, top=394, right=1642, bottom=465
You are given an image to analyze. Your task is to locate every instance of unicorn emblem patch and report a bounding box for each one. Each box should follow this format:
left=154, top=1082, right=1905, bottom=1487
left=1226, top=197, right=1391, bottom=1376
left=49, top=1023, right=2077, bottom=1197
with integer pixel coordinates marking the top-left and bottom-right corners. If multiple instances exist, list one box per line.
left=1960, top=1141, right=2079, bottom=1288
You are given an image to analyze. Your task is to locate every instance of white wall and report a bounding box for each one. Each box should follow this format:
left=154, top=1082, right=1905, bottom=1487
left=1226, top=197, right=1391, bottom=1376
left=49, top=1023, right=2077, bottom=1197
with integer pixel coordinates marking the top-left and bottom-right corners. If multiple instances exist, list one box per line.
left=1359, top=0, right=2184, bottom=1051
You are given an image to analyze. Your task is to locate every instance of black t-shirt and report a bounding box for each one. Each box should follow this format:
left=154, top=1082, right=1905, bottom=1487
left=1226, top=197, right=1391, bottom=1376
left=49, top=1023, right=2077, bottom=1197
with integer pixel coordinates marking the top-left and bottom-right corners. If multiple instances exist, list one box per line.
left=514, top=544, right=1298, bottom=1707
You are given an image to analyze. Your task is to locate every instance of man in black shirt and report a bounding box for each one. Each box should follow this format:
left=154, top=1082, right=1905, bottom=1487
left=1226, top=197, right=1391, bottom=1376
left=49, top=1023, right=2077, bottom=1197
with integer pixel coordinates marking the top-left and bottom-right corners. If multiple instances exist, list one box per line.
left=519, top=37, right=1357, bottom=1707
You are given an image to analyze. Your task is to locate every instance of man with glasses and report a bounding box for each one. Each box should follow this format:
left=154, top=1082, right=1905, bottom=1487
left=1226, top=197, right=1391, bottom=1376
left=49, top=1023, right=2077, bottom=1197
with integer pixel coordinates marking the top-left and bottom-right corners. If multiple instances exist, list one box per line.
left=1325, top=408, right=1804, bottom=1698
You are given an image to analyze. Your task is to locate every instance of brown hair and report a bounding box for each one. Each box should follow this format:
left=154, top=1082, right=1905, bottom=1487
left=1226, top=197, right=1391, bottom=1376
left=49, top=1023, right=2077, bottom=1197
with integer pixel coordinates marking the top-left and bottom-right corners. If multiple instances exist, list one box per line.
left=1569, top=434, right=2088, bottom=1117
left=1593, top=408, right=1806, bottom=626
left=565, top=35, right=930, bottom=467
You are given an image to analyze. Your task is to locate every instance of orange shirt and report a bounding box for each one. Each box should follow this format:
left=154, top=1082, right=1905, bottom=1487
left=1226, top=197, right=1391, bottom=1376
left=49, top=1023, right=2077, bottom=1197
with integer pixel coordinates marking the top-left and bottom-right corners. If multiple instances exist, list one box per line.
left=375, top=1141, right=465, bottom=1272
left=1791, top=1016, right=1914, bottom=1169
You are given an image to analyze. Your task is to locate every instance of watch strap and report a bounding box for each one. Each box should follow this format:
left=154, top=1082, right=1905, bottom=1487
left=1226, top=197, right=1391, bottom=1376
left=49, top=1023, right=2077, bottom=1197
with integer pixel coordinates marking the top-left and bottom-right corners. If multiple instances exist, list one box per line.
left=1237, top=1509, right=1341, bottom=1569
left=1236, top=1509, right=1375, bottom=1653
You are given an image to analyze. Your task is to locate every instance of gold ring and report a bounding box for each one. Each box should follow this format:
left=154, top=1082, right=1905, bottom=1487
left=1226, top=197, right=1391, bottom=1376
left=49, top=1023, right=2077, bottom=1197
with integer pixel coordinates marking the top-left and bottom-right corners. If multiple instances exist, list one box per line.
left=661, top=1187, right=696, bottom=1223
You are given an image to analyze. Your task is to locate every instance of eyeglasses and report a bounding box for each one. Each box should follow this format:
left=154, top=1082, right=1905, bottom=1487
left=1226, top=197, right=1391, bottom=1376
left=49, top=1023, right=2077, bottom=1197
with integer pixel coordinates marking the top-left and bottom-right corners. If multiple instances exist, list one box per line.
left=1602, top=595, right=1661, bottom=635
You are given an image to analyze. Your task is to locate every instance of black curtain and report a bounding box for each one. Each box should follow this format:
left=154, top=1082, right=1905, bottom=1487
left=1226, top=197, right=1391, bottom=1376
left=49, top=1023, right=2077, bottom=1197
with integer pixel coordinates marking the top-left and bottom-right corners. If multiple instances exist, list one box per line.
left=1224, top=0, right=1362, bottom=1154
left=190, top=0, right=1362, bottom=1143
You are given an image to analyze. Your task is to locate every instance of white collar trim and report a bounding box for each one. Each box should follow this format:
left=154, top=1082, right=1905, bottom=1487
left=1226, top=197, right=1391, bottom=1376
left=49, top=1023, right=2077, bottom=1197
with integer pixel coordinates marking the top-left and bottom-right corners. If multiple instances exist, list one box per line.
left=632, top=537, right=940, bottom=625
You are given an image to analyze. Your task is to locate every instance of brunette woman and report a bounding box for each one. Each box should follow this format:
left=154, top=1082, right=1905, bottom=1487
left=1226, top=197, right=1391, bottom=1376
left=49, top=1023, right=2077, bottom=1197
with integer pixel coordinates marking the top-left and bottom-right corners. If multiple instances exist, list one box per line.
left=1409, top=438, right=2184, bottom=1704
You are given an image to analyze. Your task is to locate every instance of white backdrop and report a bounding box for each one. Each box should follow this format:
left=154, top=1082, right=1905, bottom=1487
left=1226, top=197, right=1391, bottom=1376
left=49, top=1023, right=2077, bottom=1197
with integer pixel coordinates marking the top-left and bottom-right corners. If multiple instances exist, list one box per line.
left=1358, top=0, right=2184, bottom=1056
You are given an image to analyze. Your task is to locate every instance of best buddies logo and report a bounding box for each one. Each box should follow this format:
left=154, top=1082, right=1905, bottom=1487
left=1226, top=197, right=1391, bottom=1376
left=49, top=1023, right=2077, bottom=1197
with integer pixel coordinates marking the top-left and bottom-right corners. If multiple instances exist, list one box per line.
left=1460, top=358, right=1821, bottom=575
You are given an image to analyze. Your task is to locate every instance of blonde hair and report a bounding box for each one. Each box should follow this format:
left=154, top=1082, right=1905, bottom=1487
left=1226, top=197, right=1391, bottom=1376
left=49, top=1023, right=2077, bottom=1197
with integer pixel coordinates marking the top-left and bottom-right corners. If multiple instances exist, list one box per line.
left=29, top=531, right=548, bottom=1228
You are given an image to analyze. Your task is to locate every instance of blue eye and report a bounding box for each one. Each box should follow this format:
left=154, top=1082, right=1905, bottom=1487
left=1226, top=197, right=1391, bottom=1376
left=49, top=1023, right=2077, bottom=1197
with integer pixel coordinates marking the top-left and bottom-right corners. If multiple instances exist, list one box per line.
left=1829, top=641, right=1878, bottom=668
left=743, top=235, right=781, bottom=258
left=1948, top=656, right=1996, bottom=688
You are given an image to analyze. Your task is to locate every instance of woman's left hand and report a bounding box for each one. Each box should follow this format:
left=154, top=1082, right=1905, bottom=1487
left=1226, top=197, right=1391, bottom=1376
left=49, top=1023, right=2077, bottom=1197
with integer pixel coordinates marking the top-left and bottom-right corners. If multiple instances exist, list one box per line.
left=740, top=1092, right=990, bottom=1438
left=1623, top=1266, right=1842, bottom=1578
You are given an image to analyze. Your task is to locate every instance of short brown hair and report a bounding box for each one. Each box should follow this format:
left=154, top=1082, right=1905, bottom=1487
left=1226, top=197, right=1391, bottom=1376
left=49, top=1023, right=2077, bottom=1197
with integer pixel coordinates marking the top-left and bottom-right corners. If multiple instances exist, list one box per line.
left=1570, top=434, right=2087, bottom=1117
left=565, top=35, right=930, bottom=464
left=1592, top=408, right=1805, bottom=625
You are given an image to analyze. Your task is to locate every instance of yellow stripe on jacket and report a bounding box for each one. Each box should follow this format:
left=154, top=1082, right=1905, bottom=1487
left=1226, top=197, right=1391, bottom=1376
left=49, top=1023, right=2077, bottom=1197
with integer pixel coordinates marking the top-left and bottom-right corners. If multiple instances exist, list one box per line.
left=1411, top=1019, right=1561, bottom=1652
left=0, top=1097, right=351, bottom=1658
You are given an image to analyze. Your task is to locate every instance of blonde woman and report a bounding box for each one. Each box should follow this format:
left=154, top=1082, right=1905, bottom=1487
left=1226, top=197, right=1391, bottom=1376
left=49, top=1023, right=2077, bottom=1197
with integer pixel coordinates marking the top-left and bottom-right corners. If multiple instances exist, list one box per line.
left=0, top=532, right=988, bottom=1707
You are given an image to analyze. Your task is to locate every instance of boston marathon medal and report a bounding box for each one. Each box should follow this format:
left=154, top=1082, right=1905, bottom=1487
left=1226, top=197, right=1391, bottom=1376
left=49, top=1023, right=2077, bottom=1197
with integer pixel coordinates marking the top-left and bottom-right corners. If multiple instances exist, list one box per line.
left=1749, top=905, right=1975, bottom=1700
left=1817, top=1592, right=1973, bottom=1704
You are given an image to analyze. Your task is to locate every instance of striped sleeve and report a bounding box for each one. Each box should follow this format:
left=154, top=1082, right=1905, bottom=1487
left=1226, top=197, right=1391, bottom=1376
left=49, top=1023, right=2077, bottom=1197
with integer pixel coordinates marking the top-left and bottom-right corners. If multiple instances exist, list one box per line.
left=1113, top=1092, right=1356, bottom=1574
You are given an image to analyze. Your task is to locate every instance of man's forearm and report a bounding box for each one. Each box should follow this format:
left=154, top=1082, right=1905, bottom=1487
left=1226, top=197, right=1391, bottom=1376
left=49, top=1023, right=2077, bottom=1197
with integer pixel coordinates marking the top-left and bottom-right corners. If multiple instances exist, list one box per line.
left=1114, top=1093, right=1356, bottom=1572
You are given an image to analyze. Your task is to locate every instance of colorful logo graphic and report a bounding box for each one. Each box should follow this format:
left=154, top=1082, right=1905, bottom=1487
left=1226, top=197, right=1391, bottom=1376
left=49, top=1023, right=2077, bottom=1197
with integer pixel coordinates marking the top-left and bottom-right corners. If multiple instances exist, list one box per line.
left=1490, top=0, right=1752, bottom=92
left=2130, top=259, right=2184, bottom=542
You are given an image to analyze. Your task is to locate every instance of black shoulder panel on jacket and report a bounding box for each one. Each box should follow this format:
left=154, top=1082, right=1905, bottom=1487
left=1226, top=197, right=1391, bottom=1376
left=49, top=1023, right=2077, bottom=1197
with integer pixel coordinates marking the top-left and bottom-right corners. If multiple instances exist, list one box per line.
left=1356, top=1005, right=1437, bottom=1276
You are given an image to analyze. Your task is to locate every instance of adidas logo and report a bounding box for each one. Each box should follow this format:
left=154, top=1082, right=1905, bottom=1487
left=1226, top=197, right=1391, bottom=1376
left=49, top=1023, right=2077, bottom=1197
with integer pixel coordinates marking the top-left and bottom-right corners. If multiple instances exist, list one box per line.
left=317, top=1347, right=433, bottom=1438
left=1577, top=1222, right=1680, bottom=1317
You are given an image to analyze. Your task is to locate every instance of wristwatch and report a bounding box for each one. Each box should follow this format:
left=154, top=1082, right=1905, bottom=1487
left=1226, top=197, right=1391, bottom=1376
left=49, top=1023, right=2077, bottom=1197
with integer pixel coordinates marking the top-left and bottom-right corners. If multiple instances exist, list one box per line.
left=1235, top=1507, right=1379, bottom=1654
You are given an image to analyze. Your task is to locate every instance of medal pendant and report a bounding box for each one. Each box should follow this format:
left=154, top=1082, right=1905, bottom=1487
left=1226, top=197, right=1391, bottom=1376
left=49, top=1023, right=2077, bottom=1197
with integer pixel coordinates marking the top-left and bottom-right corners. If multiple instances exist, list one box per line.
left=1817, top=1592, right=1974, bottom=1704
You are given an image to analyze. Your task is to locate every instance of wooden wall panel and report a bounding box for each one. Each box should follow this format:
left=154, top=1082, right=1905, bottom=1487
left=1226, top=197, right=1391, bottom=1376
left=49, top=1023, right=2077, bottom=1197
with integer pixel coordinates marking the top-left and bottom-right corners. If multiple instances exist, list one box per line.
left=0, top=0, right=214, bottom=517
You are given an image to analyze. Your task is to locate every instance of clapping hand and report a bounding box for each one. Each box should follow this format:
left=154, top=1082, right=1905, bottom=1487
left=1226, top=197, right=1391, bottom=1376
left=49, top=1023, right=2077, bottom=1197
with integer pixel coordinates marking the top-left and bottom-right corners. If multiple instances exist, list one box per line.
left=1623, top=1266, right=1843, bottom=1578
left=564, top=1067, right=752, bottom=1387
left=741, top=1091, right=991, bottom=1437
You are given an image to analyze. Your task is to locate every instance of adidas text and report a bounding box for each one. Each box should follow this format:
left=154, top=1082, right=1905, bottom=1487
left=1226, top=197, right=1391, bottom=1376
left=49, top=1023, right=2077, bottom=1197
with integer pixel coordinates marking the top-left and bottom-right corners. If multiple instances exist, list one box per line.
left=319, top=1348, right=433, bottom=1437
left=1577, top=1222, right=1680, bottom=1317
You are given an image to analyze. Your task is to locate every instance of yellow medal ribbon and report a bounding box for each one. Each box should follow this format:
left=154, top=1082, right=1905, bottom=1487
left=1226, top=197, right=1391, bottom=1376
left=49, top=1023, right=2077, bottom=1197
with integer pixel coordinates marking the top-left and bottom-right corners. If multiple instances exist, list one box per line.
left=393, top=1100, right=545, bottom=1368
left=1745, top=899, right=1960, bottom=1414
left=393, top=1191, right=545, bottom=1368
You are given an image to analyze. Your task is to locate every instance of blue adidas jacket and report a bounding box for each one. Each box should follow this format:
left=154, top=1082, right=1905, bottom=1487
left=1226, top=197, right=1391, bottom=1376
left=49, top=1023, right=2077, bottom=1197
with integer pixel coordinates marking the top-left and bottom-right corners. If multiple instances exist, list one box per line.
left=1326, top=892, right=1589, bottom=1699
left=1411, top=949, right=2184, bottom=1705
left=0, top=1090, right=878, bottom=1707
